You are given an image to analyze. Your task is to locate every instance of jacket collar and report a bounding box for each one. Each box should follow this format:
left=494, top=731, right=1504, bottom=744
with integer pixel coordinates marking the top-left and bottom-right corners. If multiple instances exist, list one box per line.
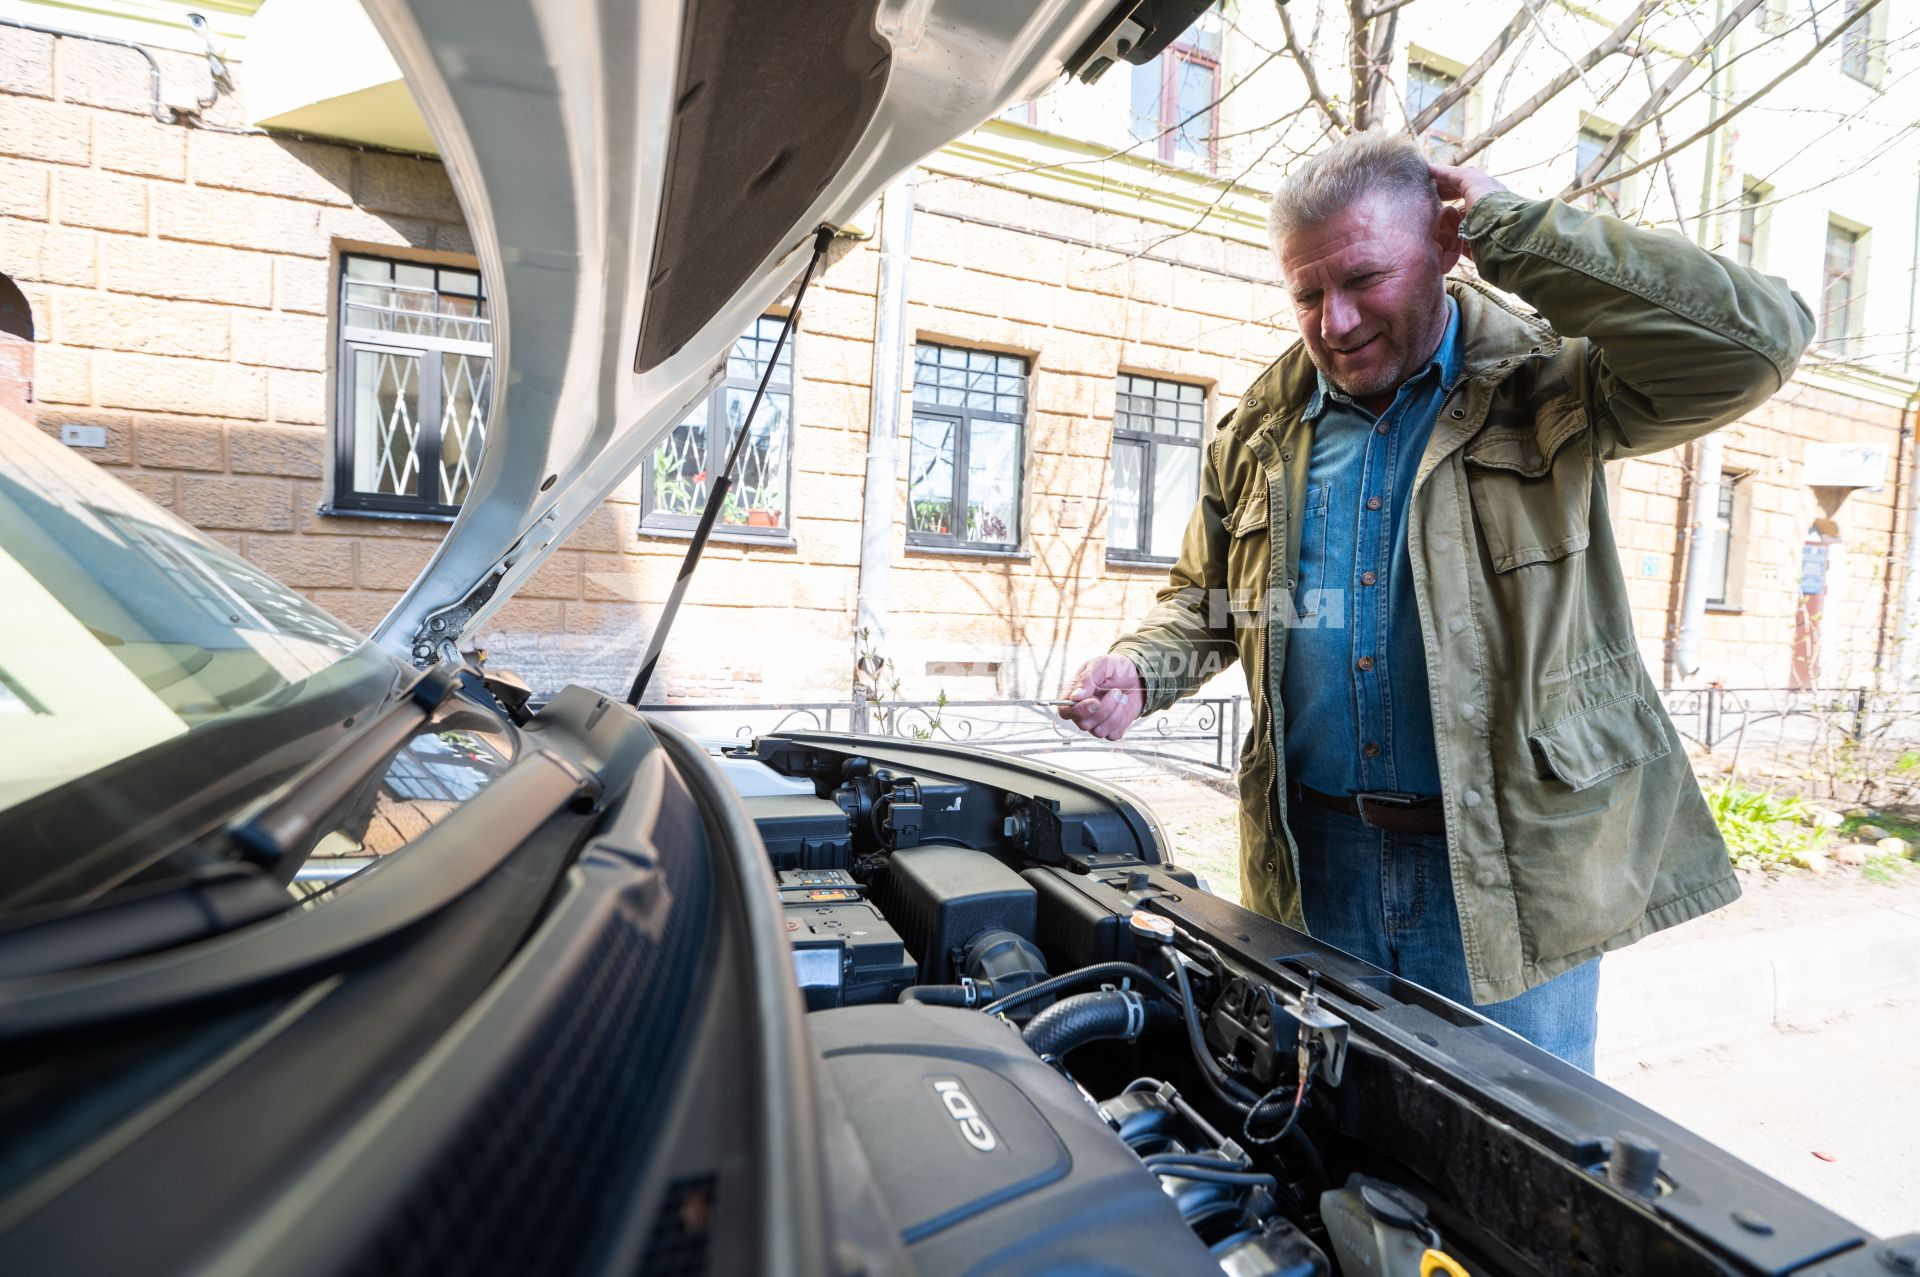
left=1235, top=277, right=1560, bottom=442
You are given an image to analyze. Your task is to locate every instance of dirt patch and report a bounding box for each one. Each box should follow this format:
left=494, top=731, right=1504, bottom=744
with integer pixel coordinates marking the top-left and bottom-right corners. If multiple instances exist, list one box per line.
left=1113, top=768, right=1243, bottom=905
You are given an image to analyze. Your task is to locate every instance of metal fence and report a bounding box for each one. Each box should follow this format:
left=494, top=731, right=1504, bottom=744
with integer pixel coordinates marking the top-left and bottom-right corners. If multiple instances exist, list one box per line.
left=636, top=695, right=1248, bottom=774
left=636, top=685, right=1920, bottom=777
left=1660, top=686, right=1920, bottom=752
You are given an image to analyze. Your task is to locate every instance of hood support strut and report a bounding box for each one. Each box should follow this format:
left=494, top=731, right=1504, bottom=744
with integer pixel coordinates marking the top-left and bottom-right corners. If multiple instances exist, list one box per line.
left=625, top=226, right=836, bottom=706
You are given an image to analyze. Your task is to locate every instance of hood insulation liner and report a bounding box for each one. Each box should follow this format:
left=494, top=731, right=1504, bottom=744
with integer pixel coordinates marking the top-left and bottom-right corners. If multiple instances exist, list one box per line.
left=634, top=0, right=890, bottom=371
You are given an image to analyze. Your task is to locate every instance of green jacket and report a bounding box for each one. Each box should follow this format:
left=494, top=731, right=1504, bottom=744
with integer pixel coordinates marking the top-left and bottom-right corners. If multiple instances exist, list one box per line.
left=1110, top=191, right=1815, bottom=1003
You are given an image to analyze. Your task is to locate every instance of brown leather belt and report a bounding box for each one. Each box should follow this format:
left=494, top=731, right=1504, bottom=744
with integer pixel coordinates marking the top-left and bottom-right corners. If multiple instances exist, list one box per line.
left=1289, top=782, right=1445, bottom=835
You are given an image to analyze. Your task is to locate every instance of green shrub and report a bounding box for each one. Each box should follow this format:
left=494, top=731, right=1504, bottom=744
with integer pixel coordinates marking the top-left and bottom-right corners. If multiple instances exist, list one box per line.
left=1708, top=783, right=1823, bottom=870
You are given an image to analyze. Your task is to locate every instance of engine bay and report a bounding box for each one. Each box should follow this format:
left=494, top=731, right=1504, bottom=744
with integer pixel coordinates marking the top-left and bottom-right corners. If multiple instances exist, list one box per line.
left=727, top=732, right=1901, bottom=1277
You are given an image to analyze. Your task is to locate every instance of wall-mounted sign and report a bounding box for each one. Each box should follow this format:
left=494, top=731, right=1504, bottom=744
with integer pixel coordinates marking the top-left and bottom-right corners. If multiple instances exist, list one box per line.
left=1803, top=442, right=1889, bottom=490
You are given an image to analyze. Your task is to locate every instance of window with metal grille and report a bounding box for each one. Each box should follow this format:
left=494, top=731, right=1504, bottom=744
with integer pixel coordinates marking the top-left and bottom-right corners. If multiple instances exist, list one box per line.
left=1575, top=128, right=1626, bottom=218
left=1127, top=8, right=1223, bottom=171
left=908, top=344, right=1026, bottom=552
left=641, top=315, right=793, bottom=536
left=332, top=253, right=491, bottom=519
left=1407, top=64, right=1465, bottom=165
left=1822, top=220, right=1864, bottom=355
left=1109, top=374, right=1205, bottom=564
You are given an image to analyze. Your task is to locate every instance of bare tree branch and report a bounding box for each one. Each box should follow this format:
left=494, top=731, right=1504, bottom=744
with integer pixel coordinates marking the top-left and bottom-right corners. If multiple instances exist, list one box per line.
left=1452, top=0, right=1661, bottom=165
left=1564, top=0, right=1888, bottom=199
left=1347, top=0, right=1375, bottom=129
left=1276, top=0, right=1350, bottom=133
left=1365, top=6, right=1401, bottom=124
left=1408, top=4, right=1536, bottom=134
left=1640, top=53, right=1692, bottom=236
left=1568, top=0, right=1765, bottom=194
left=1363, top=0, right=1421, bottom=17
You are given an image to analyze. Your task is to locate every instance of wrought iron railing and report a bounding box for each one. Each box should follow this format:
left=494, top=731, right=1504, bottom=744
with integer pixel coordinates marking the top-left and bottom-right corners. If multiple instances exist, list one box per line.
left=636, top=695, right=1249, bottom=773
left=1658, top=686, right=1920, bottom=751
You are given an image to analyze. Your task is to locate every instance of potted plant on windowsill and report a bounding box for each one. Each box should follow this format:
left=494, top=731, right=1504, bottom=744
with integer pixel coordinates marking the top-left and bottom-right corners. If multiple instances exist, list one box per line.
left=745, top=508, right=780, bottom=527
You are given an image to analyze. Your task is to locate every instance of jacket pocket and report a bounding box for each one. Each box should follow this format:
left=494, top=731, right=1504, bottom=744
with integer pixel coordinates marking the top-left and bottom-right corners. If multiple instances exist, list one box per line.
left=1463, top=420, right=1592, bottom=572
left=1529, top=693, right=1671, bottom=791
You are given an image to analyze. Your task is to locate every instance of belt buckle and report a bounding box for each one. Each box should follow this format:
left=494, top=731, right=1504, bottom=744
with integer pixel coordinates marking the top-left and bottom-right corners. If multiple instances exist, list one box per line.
left=1352, top=790, right=1422, bottom=829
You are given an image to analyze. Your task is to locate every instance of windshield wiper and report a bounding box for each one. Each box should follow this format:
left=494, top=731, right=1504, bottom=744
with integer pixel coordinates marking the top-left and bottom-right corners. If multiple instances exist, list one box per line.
left=626, top=225, right=835, bottom=705
left=226, top=665, right=460, bottom=880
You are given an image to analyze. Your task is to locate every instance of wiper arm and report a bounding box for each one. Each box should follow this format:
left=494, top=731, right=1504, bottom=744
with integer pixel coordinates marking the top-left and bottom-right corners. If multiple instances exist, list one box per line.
left=227, top=665, right=460, bottom=881
left=0, top=864, right=288, bottom=981
left=626, top=225, right=835, bottom=705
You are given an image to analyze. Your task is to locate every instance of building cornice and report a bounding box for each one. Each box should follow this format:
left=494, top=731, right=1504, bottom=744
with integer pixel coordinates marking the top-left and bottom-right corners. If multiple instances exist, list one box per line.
left=925, top=119, right=1273, bottom=247
left=1794, top=354, right=1920, bottom=410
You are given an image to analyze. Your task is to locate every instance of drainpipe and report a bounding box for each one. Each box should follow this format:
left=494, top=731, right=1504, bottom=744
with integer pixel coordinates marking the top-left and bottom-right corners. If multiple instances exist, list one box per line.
left=1879, top=391, right=1916, bottom=685
left=1671, top=7, right=1730, bottom=685
left=1672, top=435, right=1725, bottom=681
left=853, top=171, right=916, bottom=722
left=1898, top=395, right=1920, bottom=688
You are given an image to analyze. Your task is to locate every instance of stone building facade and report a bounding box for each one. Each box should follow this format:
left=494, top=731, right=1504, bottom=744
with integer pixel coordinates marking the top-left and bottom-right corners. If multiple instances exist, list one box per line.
left=2, top=15, right=1914, bottom=711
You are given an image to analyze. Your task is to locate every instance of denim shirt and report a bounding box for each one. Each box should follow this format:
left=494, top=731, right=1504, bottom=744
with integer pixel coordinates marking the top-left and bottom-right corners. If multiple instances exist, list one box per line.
left=1282, top=299, right=1462, bottom=796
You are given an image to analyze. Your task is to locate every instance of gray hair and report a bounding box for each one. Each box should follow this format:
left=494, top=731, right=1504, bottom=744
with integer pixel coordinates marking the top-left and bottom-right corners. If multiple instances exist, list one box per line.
left=1268, top=129, right=1440, bottom=262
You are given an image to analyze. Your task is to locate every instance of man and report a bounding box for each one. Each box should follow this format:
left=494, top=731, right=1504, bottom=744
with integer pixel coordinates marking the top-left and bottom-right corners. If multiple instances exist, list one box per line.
left=1059, top=129, right=1813, bottom=1069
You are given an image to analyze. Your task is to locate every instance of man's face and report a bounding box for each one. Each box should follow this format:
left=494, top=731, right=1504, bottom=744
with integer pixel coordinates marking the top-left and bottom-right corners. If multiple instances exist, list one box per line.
left=1280, top=189, right=1463, bottom=405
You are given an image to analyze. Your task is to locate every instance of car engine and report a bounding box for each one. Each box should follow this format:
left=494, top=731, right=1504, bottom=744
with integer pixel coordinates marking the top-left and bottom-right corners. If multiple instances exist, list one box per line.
left=729, top=740, right=1482, bottom=1277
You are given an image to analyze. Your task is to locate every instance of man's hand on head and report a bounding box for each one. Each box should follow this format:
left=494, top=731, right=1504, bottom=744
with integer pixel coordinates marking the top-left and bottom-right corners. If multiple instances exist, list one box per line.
left=1430, top=164, right=1510, bottom=261
left=1058, top=655, right=1144, bottom=741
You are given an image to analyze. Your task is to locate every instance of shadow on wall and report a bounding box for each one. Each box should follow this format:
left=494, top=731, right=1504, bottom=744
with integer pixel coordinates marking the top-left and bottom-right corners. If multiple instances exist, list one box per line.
left=0, top=274, right=33, bottom=421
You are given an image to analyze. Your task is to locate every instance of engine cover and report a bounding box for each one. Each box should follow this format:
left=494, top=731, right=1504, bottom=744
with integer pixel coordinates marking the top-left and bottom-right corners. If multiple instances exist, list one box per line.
left=809, top=1003, right=1217, bottom=1275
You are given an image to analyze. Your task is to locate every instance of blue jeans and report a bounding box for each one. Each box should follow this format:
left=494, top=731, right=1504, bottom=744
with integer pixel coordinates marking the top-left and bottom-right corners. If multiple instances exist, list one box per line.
left=1286, top=800, right=1601, bottom=1071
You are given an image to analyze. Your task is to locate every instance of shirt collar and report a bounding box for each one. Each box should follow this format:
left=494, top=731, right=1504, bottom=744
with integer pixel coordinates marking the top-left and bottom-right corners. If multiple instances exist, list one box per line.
left=1305, top=296, right=1462, bottom=422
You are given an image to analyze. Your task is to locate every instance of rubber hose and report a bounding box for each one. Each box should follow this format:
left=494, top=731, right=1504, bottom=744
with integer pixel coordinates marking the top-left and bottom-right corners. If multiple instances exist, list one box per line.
left=1020, top=989, right=1174, bottom=1058
left=899, top=984, right=973, bottom=1007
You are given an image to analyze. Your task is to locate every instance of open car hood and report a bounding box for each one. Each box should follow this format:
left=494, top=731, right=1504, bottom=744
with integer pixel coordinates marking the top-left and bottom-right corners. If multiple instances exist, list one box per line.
left=362, top=0, right=1167, bottom=665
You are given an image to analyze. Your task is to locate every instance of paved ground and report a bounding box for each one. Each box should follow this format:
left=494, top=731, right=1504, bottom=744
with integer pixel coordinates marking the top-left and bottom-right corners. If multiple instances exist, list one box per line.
left=1600, top=994, right=1920, bottom=1240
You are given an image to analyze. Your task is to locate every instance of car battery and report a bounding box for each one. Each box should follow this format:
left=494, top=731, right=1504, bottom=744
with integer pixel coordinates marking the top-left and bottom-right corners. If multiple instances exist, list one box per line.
left=784, top=898, right=917, bottom=1010
left=777, top=868, right=864, bottom=906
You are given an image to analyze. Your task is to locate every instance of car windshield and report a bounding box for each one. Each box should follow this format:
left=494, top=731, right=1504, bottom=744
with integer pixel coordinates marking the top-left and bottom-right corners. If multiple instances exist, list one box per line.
left=0, top=412, right=403, bottom=913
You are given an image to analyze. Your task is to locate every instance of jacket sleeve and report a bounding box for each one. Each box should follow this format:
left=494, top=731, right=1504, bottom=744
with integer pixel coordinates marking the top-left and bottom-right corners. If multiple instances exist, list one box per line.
left=1462, top=191, right=1815, bottom=460
left=1107, top=429, right=1240, bottom=716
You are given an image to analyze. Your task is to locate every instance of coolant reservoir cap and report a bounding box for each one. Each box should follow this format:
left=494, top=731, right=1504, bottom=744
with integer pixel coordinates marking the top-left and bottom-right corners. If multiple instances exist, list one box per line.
left=1129, top=910, right=1175, bottom=945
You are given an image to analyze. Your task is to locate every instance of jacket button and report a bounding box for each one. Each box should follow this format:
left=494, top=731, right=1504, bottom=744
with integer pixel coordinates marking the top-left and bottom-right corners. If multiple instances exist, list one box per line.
left=1356, top=656, right=1375, bottom=672
left=1285, top=577, right=1297, bottom=590
left=1449, top=408, right=1465, bottom=419
left=1262, top=857, right=1276, bottom=874
left=1447, top=615, right=1465, bottom=634
left=1474, top=868, right=1500, bottom=889
left=1459, top=702, right=1478, bottom=718
left=1461, top=788, right=1482, bottom=807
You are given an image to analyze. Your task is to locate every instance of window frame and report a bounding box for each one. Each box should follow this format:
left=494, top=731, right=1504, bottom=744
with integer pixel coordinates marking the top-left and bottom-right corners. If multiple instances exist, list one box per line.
left=1407, top=61, right=1467, bottom=164
left=1128, top=16, right=1224, bottom=173
left=1735, top=179, right=1772, bottom=270
left=1575, top=125, right=1628, bottom=218
left=1705, top=469, right=1751, bottom=611
left=639, top=313, right=796, bottom=539
left=907, top=343, right=1028, bottom=555
left=330, top=252, right=493, bottom=521
left=1821, top=219, right=1866, bottom=356
left=1106, top=373, right=1207, bottom=566
left=1840, top=0, right=1888, bottom=86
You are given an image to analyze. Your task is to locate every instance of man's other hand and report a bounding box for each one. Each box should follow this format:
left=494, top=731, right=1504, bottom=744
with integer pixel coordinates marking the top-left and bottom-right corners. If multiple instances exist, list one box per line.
left=1058, top=655, right=1144, bottom=740
left=1430, top=164, right=1509, bottom=262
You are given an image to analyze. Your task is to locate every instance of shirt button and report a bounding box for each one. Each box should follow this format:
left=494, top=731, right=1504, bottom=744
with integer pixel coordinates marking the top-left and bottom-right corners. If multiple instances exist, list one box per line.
left=1474, top=868, right=1500, bottom=889
left=1362, top=742, right=1381, bottom=758
left=1375, top=421, right=1390, bottom=435
left=1447, top=615, right=1465, bottom=634
left=1360, top=571, right=1377, bottom=586
left=1366, top=496, right=1382, bottom=511
left=1462, top=788, right=1482, bottom=807
left=1356, top=656, right=1375, bottom=672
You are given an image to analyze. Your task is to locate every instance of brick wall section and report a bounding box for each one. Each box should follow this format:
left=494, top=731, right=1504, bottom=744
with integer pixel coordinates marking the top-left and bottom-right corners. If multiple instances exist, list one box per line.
left=0, top=26, right=469, bottom=639
left=3, top=23, right=1911, bottom=703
